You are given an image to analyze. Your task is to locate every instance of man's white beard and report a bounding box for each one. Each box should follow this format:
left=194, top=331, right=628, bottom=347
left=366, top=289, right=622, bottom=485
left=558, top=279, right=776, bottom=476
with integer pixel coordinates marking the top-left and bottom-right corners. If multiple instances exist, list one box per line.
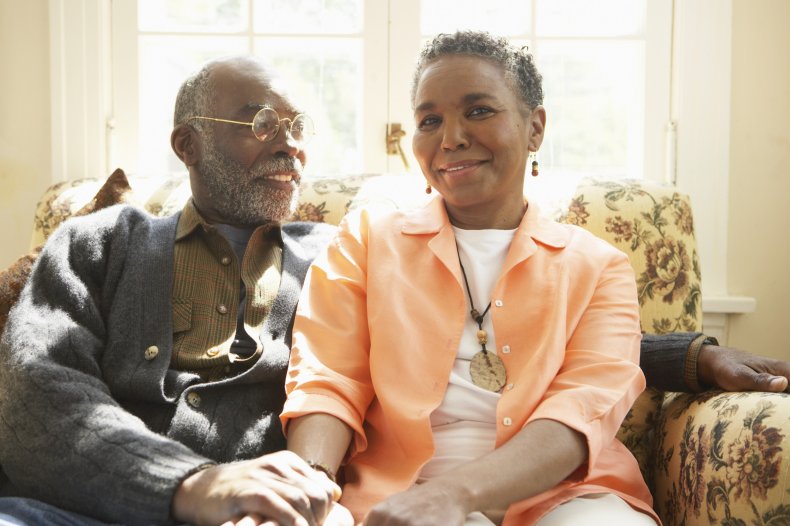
left=196, top=137, right=301, bottom=226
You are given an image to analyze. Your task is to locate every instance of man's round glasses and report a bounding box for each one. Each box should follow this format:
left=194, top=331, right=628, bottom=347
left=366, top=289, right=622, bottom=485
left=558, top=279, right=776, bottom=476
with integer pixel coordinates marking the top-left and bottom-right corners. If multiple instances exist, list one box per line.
left=186, top=107, right=315, bottom=145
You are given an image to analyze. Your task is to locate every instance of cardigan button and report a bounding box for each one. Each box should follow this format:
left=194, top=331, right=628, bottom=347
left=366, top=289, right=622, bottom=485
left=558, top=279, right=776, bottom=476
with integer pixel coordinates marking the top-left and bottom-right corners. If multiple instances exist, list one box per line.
left=144, top=345, right=159, bottom=361
left=217, top=304, right=228, bottom=315
left=220, top=255, right=231, bottom=265
left=187, top=392, right=202, bottom=408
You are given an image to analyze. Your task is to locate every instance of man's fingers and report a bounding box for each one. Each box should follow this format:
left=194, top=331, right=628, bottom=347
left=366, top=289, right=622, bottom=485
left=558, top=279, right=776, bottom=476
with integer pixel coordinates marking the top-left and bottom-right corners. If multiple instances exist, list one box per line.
left=234, top=514, right=264, bottom=526
left=288, top=456, right=341, bottom=502
left=324, top=502, right=355, bottom=526
left=278, top=463, right=338, bottom=520
left=725, top=366, right=786, bottom=392
left=237, top=487, right=314, bottom=526
left=764, top=374, right=789, bottom=392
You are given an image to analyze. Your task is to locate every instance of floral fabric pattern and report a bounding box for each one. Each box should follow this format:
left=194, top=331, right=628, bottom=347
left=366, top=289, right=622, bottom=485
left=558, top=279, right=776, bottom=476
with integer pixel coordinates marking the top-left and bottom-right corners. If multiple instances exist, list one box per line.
left=558, top=179, right=702, bottom=335
left=656, top=392, right=789, bottom=525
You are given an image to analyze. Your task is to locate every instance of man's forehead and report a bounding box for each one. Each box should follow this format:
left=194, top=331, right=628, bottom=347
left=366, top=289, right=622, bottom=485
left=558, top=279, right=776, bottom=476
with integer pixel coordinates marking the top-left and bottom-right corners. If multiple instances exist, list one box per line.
left=262, top=75, right=304, bottom=112
left=209, top=60, right=302, bottom=113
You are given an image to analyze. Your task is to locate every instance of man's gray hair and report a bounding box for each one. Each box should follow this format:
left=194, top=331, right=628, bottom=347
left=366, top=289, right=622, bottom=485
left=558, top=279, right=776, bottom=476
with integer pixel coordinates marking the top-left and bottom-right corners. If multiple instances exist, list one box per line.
left=411, top=30, right=544, bottom=110
left=173, top=62, right=215, bottom=128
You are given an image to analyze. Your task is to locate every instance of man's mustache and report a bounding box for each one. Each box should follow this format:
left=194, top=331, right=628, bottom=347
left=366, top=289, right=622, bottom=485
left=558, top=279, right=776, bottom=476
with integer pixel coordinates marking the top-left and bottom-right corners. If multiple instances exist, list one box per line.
left=253, top=157, right=303, bottom=183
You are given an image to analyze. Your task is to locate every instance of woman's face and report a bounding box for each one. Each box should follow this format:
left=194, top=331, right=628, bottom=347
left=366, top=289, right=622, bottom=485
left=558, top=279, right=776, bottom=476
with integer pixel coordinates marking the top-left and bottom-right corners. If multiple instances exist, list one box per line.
left=412, top=55, right=545, bottom=226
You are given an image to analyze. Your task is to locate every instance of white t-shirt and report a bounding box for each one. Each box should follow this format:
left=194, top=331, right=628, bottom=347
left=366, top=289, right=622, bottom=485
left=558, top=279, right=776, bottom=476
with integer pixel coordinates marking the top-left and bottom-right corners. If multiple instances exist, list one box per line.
left=418, top=227, right=516, bottom=481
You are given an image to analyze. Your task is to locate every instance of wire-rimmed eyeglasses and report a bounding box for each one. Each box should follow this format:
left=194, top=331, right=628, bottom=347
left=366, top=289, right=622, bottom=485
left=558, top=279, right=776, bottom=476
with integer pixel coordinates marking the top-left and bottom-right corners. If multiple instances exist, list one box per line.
left=186, top=107, right=315, bottom=145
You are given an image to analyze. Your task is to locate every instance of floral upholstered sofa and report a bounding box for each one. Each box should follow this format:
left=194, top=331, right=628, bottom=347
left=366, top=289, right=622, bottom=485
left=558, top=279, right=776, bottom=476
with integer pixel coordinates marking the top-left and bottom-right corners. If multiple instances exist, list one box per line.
left=28, top=172, right=790, bottom=526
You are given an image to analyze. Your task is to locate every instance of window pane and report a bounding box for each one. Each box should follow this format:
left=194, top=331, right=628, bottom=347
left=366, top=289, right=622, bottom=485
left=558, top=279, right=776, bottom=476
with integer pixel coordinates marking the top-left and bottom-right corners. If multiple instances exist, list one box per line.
left=139, top=0, right=249, bottom=33
left=138, top=36, right=248, bottom=175
left=255, top=38, right=363, bottom=175
left=253, top=0, right=362, bottom=34
left=535, top=41, right=644, bottom=179
left=420, top=0, right=532, bottom=36
left=536, top=0, right=645, bottom=37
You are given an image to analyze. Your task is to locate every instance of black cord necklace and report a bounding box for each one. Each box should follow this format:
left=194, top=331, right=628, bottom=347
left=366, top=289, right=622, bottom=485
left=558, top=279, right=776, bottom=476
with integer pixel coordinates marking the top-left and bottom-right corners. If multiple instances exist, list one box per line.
left=457, top=245, right=507, bottom=392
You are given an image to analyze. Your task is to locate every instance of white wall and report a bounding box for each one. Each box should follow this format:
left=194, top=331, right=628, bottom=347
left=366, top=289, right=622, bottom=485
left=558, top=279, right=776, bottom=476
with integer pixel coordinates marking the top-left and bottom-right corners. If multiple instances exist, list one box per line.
left=727, top=0, right=790, bottom=360
left=0, top=0, right=51, bottom=267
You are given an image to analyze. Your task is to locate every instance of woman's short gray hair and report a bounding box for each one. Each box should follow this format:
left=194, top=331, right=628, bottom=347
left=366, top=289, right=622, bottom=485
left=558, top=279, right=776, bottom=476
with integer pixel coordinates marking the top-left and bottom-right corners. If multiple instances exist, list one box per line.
left=411, top=30, right=544, bottom=110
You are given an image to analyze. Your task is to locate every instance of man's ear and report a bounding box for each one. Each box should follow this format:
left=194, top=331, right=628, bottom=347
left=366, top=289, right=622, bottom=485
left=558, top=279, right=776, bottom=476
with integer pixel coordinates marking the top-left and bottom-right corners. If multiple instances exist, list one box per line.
left=527, top=105, right=546, bottom=152
left=171, top=124, right=201, bottom=166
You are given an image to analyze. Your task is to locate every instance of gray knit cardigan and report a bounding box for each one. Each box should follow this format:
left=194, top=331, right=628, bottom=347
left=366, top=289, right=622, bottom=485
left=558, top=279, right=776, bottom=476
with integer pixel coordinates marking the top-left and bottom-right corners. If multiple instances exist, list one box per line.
left=0, top=204, right=335, bottom=525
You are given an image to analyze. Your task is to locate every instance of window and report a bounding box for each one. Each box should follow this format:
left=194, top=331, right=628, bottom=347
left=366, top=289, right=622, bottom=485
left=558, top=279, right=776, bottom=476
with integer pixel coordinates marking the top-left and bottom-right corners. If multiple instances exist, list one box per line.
left=112, top=0, right=379, bottom=177
left=109, top=0, right=670, bottom=193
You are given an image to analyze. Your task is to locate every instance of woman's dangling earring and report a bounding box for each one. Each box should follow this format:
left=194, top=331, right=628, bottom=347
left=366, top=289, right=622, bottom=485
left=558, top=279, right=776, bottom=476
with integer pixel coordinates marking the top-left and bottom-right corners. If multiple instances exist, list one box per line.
left=425, top=181, right=432, bottom=194
left=530, top=152, right=539, bottom=177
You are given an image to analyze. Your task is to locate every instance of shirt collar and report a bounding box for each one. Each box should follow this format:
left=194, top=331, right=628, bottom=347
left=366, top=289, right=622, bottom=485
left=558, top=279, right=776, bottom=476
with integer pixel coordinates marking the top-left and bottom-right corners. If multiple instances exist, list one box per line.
left=175, top=199, right=283, bottom=244
left=401, top=195, right=568, bottom=249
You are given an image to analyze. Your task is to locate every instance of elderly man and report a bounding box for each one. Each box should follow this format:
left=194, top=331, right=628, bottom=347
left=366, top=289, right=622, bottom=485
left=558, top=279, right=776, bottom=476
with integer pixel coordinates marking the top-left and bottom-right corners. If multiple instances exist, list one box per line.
left=0, top=56, right=345, bottom=526
left=0, top=55, right=787, bottom=526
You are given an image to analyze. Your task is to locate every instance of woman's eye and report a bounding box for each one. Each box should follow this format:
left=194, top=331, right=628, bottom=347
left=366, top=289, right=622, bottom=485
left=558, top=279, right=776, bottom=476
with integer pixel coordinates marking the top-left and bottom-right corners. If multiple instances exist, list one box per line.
left=418, top=116, right=440, bottom=130
left=468, top=107, right=494, bottom=118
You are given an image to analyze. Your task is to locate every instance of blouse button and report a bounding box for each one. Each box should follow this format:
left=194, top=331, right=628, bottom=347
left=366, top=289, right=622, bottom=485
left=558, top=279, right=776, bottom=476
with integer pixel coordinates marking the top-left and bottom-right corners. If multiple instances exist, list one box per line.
left=187, top=392, right=202, bottom=408
left=217, top=304, right=228, bottom=315
left=144, top=345, right=159, bottom=361
left=503, top=417, right=512, bottom=426
left=506, top=383, right=514, bottom=391
left=501, top=345, right=511, bottom=354
left=494, top=300, right=504, bottom=307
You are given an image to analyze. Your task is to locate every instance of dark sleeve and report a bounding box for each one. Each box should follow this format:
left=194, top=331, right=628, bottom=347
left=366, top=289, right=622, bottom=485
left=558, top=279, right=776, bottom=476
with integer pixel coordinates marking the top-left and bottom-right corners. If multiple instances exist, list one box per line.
left=640, top=332, right=704, bottom=392
left=0, top=209, right=211, bottom=525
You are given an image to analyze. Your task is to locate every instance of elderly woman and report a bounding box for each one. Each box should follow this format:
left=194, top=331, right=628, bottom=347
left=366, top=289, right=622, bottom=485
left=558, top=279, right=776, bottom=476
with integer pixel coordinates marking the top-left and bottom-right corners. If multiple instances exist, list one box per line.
left=282, top=31, right=659, bottom=526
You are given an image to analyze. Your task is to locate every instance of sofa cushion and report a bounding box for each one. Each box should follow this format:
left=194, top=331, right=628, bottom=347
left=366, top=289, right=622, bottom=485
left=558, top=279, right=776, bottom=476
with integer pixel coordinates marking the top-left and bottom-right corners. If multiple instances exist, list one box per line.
left=1, top=168, right=133, bottom=332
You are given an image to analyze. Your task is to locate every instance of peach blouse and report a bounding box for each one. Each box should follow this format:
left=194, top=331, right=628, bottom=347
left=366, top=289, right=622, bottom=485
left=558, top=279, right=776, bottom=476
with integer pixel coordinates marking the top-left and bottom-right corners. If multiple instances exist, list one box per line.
left=282, top=196, right=658, bottom=525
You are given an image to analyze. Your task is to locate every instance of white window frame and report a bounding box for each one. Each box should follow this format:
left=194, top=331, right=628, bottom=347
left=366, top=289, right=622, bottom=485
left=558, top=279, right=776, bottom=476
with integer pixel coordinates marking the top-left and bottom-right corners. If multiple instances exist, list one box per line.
left=48, top=0, right=754, bottom=338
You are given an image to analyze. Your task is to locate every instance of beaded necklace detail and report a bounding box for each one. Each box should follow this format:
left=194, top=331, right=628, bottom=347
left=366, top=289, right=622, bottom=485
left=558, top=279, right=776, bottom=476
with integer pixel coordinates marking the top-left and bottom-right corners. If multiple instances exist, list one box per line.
left=457, top=246, right=507, bottom=392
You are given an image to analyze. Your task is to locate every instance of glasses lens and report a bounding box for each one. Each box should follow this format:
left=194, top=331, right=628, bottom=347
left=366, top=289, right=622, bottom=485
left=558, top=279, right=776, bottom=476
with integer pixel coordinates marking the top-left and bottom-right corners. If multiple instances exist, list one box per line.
left=290, top=115, right=315, bottom=144
left=252, top=108, right=279, bottom=142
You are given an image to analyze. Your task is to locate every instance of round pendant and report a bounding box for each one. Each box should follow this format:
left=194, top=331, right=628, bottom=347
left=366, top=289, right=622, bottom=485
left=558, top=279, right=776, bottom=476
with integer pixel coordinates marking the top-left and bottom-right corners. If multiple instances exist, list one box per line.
left=469, top=351, right=506, bottom=392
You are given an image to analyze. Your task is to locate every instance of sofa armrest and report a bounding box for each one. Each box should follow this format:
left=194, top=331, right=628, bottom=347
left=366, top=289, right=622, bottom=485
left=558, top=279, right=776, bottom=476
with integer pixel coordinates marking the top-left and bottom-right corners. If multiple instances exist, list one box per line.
left=652, top=391, right=790, bottom=526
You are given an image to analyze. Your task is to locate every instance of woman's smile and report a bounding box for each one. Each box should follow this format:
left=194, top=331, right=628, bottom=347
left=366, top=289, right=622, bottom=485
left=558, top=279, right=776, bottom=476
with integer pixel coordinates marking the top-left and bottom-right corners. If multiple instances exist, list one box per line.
left=437, top=159, right=485, bottom=177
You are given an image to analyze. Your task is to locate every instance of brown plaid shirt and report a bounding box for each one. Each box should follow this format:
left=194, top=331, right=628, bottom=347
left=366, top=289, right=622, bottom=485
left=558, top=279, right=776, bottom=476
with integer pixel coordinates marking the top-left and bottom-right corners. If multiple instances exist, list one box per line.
left=171, top=200, right=282, bottom=380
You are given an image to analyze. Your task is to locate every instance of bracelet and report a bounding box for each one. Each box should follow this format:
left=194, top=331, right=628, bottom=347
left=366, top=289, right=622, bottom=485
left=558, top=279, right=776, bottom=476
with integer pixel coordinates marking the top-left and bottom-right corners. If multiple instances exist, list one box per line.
left=306, top=460, right=337, bottom=483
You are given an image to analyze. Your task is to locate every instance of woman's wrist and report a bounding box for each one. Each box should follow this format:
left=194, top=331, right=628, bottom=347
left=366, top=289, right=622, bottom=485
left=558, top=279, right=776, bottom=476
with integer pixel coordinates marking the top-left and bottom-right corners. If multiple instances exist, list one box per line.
left=306, top=460, right=337, bottom=483
left=426, top=472, right=482, bottom=516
